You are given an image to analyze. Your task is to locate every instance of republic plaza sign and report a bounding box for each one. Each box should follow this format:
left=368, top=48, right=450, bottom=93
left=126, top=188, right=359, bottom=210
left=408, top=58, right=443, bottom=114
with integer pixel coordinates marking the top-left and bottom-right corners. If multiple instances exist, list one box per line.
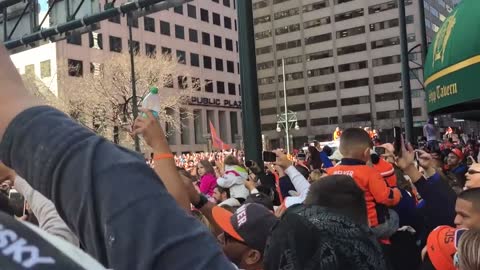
left=189, top=96, right=242, bottom=109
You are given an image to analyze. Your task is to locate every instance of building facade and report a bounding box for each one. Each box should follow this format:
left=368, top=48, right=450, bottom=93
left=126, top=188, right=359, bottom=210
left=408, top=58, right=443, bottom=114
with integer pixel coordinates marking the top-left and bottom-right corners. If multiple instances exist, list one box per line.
left=10, top=0, right=243, bottom=154
left=252, top=0, right=456, bottom=149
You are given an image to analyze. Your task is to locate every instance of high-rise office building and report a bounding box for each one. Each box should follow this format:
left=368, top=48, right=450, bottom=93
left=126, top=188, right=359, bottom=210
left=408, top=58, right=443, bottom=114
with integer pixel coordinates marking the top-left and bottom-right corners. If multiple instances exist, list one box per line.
left=10, top=0, right=242, bottom=153
left=253, top=0, right=455, bottom=148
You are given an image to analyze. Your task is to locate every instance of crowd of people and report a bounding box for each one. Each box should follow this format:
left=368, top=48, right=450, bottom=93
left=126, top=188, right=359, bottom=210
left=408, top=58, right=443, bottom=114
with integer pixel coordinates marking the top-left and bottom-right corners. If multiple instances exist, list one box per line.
left=3, top=42, right=480, bottom=270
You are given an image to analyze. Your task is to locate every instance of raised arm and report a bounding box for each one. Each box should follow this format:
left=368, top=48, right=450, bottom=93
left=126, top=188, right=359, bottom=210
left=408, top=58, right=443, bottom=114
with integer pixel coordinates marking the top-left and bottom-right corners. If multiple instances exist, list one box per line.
left=0, top=45, right=233, bottom=270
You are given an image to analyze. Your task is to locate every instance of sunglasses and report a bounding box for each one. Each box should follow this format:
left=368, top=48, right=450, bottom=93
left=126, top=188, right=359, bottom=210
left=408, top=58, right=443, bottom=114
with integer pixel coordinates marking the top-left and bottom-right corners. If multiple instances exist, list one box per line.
left=467, top=170, right=480, bottom=175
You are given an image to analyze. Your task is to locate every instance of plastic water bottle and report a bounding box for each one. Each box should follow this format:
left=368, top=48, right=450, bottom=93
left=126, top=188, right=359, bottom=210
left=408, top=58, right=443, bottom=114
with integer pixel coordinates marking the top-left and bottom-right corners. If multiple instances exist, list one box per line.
left=142, top=86, right=161, bottom=119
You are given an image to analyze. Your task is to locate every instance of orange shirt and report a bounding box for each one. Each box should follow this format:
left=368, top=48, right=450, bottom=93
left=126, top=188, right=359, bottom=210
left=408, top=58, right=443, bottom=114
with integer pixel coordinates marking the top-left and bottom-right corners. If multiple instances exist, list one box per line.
left=326, top=159, right=401, bottom=227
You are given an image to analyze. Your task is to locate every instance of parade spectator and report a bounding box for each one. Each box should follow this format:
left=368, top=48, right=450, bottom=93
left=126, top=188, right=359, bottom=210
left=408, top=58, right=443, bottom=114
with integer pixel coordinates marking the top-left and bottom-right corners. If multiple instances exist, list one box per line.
left=454, top=188, right=480, bottom=230
left=0, top=44, right=234, bottom=270
left=307, top=146, right=322, bottom=170
left=457, top=229, right=480, bottom=270
left=447, top=148, right=468, bottom=175
left=216, top=156, right=249, bottom=203
left=326, top=128, right=401, bottom=238
left=212, top=203, right=278, bottom=270
left=333, top=127, right=342, bottom=141
left=465, top=162, right=480, bottom=189
left=197, top=160, right=218, bottom=197
left=423, top=117, right=439, bottom=151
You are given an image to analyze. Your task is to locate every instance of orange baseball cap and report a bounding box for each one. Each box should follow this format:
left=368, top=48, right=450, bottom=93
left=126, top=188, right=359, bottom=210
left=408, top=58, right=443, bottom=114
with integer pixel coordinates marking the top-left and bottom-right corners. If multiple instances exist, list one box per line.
left=426, top=226, right=465, bottom=270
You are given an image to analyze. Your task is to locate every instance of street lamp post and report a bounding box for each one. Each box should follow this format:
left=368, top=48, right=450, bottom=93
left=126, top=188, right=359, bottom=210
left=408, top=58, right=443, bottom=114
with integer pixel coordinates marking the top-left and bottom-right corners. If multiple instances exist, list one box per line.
left=281, top=58, right=289, bottom=154
left=127, top=12, right=141, bottom=152
left=276, top=110, right=299, bottom=154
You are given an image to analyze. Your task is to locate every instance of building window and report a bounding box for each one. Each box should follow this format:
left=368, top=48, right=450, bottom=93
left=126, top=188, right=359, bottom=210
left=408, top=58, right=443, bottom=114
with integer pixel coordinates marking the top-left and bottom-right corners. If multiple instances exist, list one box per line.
left=215, top=58, right=224, bottom=71
left=274, top=7, right=299, bottom=20
left=371, top=36, right=400, bottom=49
left=255, top=30, right=272, bottom=40
left=303, top=1, right=329, bottom=13
left=227, top=61, right=234, bottom=73
left=161, top=47, right=172, bottom=55
left=214, top=35, right=222, bottom=48
left=236, top=41, right=239, bottom=52
left=177, top=50, right=186, bottom=64
left=108, top=14, right=121, bottom=24
left=304, top=16, right=331, bottom=29
left=334, top=0, right=354, bottom=4
left=311, top=117, right=338, bottom=126
left=289, top=104, right=306, bottom=111
left=192, top=77, right=201, bottom=91
left=144, top=17, right=155, bottom=32
left=88, top=32, right=103, bottom=49
left=213, top=0, right=219, bottom=3
left=260, top=92, right=276, bottom=100
left=90, top=63, right=103, bottom=75
left=338, top=60, right=368, bottom=72
left=253, top=1, right=268, bottom=9
left=258, top=76, right=276, bottom=85
left=205, top=79, right=213, bottom=92
left=277, top=55, right=303, bottom=66
left=337, top=43, right=366, bottom=55
left=178, top=76, right=188, bottom=89
left=310, top=100, right=337, bottom=110
left=276, top=39, right=302, bottom=51
left=223, top=0, right=230, bottom=7
left=217, top=81, right=225, bottom=94
left=335, top=8, right=364, bottom=22
left=213, top=12, right=221, bottom=26
left=190, top=53, right=200, bottom=67
left=224, top=16, right=232, bottom=29
left=200, top=8, right=209, bottom=22
left=145, top=43, right=156, bottom=57
left=343, top=113, right=371, bottom=123
left=261, top=107, right=277, bottom=116
left=306, top=50, right=333, bottom=61
left=256, top=45, right=272, bottom=55
left=204, top=56, right=212, bottom=69
left=160, top=21, right=170, bottom=36
left=279, top=71, right=304, bottom=82
left=127, top=15, right=138, bottom=28
left=228, top=83, right=236, bottom=95
left=372, top=55, right=401, bottom=67
left=305, top=33, right=332, bottom=45
left=307, top=66, right=334, bottom=77
left=308, top=83, right=335, bottom=93
left=128, top=40, right=140, bottom=54
left=377, top=110, right=403, bottom=120
left=175, top=25, right=185, bottom=39
left=375, top=92, right=402, bottom=102
left=226, top=38, right=233, bottom=51
left=254, top=15, right=271, bottom=25
left=258, top=61, right=274, bottom=70
left=66, top=31, right=82, bottom=45
left=24, top=64, right=34, bottom=76
left=189, top=29, right=198, bottom=42
left=368, top=0, right=412, bottom=14
left=202, top=32, right=210, bottom=46
left=40, top=60, right=51, bottom=78
left=374, top=73, right=401, bottom=84
left=164, top=74, right=174, bottom=88
left=275, top=24, right=300, bottom=36
left=336, top=26, right=365, bottom=39
left=109, top=36, right=122, bottom=53
left=68, top=59, right=83, bottom=77
left=187, top=4, right=196, bottom=18
left=174, top=5, right=183, bottom=14
left=341, top=96, right=370, bottom=106
left=339, top=78, right=369, bottom=89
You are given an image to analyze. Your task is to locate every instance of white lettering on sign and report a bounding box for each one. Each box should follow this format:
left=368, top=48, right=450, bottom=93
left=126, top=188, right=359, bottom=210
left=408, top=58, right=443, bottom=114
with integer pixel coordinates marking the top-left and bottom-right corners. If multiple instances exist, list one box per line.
left=332, top=171, right=354, bottom=177
left=0, top=224, right=55, bottom=268
left=236, top=205, right=248, bottom=227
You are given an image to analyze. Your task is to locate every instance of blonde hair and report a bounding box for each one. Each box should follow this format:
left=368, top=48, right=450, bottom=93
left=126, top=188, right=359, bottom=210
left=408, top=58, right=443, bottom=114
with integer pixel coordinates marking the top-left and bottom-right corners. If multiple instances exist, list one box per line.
left=309, top=169, right=323, bottom=183
left=458, top=229, right=480, bottom=270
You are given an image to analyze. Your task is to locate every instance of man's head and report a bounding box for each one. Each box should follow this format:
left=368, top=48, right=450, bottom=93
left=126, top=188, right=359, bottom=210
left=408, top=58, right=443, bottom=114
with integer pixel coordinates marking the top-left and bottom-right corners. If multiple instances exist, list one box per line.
left=339, top=128, right=372, bottom=162
left=212, top=203, right=278, bottom=269
left=455, top=188, right=480, bottom=229
left=304, top=175, right=368, bottom=226
left=465, top=163, right=480, bottom=190
left=213, top=186, right=230, bottom=204
left=447, top=149, right=464, bottom=168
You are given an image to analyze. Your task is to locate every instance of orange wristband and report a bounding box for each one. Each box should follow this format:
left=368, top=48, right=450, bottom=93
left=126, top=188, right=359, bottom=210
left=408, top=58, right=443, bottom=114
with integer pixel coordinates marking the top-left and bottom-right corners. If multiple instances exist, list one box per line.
left=153, top=153, right=174, bottom=161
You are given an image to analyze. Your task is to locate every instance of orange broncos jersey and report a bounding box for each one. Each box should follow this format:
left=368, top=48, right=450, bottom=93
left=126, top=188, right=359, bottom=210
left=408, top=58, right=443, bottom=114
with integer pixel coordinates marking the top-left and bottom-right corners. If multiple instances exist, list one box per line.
left=326, top=159, right=401, bottom=227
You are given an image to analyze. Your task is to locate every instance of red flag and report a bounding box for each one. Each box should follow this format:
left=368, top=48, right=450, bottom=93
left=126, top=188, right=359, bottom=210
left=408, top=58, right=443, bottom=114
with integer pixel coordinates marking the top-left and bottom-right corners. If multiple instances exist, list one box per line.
left=209, top=121, right=231, bottom=150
